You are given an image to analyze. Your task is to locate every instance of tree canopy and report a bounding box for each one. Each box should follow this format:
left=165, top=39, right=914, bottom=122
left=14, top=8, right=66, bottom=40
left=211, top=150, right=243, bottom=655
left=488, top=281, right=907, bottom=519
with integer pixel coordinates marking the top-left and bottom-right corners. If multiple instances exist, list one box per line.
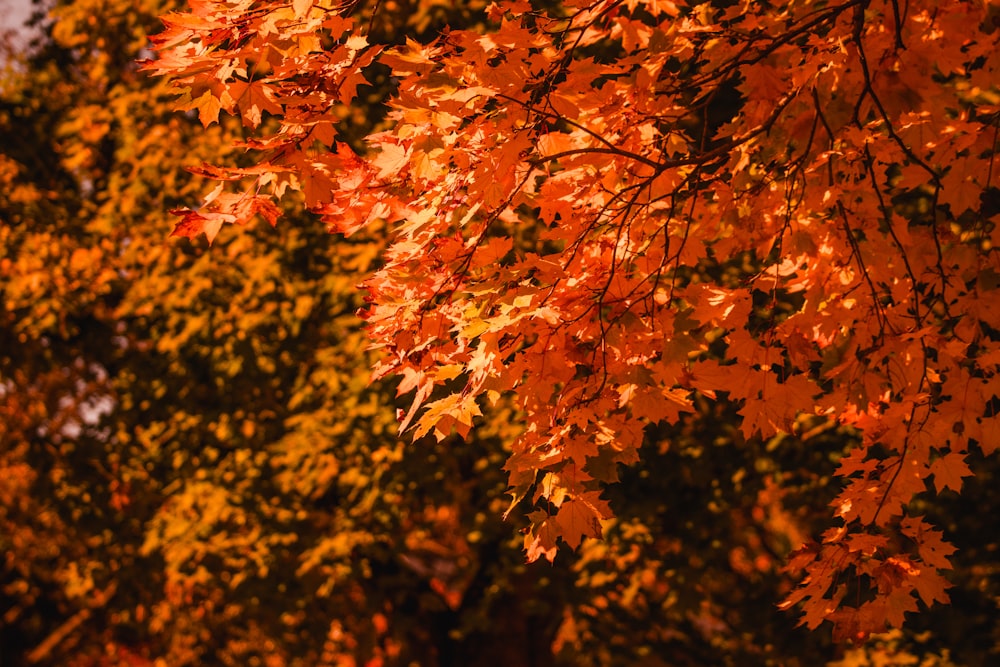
left=147, top=0, right=1000, bottom=643
left=3, top=0, right=1000, bottom=664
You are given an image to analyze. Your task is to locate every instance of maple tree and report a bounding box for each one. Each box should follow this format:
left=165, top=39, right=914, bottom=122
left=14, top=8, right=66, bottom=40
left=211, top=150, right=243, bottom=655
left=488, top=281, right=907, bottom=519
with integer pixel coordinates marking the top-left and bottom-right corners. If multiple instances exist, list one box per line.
left=146, top=0, right=1000, bottom=643
left=4, top=0, right=1000, bottom=663
left=3, top=1, right=573, bottom=664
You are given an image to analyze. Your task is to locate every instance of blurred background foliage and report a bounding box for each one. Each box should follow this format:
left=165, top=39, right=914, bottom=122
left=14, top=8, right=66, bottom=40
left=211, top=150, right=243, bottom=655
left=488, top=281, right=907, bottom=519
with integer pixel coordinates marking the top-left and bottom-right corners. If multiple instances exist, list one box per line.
left=1, top=0, right=998, bottom=665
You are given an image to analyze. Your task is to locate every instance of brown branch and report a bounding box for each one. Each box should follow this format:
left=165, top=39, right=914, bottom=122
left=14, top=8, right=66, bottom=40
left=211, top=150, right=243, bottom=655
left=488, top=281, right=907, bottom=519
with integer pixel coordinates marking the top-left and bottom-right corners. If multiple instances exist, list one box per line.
left=851, top=5, right=941, bottom=188
left=27, top=582, right=118, bottom=665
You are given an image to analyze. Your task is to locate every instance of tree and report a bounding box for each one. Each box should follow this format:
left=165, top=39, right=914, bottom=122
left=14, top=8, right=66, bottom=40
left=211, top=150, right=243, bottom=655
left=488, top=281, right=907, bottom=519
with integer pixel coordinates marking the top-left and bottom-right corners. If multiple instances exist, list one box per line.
left=148, top=0, right=1000, bottom=642
left=2, top=1, right=567, bottom=664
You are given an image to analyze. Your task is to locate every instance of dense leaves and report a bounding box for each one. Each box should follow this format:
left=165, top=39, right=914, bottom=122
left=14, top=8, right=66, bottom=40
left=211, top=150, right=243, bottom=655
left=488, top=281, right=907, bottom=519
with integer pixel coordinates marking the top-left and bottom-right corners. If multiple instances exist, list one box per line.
left=147, top=0, right=1000, bottom=642
left=3, top=0, right=1000, bottom=664
left=2, top=1, right=559, bottom=664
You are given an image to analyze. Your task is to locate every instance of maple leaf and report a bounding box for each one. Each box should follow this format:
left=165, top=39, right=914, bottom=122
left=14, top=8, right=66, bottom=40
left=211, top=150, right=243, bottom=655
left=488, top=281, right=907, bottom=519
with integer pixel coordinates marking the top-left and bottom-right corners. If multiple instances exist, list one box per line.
left=977, top=414, right=1000, bottom=455
left=230, top=80, right=283, bottom=129
left=555, top=498, right=604, bottom=550
left=245, top=196, right=282, bottom=227
left=371, top=141, right=410, bottom=181
left=900, top=516, right=958, bottom=570
left=412, top=393, right=482, bottom=441
left=169, top=208, right=234, bottom=245
left=525, top=511, right=559, bottom=563
left=929, top=451, right=973, bottom=493
left=877, top=589, right=920, bottom=630
left=182, top=90, right=222, bottom=127
left=911, top=569, right=952, bottom=607
left=734, top=370, right=818, bottom=440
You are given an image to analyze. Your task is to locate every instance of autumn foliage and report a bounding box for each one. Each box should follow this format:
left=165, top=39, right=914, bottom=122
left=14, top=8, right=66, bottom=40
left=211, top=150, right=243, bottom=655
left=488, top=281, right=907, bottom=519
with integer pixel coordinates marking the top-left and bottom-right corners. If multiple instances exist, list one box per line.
left=144, top=0, right=1000, bottom=642
left=3, top=0, right=1000, bottom=663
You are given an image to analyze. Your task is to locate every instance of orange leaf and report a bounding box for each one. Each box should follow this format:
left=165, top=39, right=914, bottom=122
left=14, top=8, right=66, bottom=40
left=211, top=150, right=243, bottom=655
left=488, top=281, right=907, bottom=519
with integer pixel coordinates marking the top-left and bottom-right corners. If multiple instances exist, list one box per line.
left=555, top=499, right=603, bottom=550
left=169, top=208, right=234, bottom=244
left=929, top=451, right=973, bottom=493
